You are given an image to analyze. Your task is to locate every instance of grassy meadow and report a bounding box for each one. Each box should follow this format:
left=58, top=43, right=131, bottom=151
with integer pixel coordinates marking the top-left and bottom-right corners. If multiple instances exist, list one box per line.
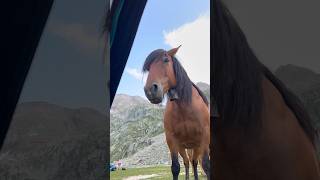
left=110, top=165, right=207, bottom=180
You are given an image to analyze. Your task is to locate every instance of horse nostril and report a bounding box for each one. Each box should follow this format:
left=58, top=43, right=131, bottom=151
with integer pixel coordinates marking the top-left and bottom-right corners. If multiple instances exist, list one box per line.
left=152, top=83, right=158, bottom=93
left=153, top=84, right=158, bottom=90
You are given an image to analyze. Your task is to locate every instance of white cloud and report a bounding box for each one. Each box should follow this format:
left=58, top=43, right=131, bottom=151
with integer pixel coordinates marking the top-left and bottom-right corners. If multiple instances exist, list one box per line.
left=164, top=13, right=210, bottom=84
left=126, top=67, right=147, bottom=83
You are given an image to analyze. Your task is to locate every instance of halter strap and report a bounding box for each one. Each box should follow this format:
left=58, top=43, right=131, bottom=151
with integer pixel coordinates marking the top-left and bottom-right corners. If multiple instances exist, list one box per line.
left=168, top=88, right=179, bottom=101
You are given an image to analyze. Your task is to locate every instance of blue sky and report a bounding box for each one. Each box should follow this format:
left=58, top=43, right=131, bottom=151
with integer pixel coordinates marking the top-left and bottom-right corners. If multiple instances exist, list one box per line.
left=116, top=0, right=210, bottom=98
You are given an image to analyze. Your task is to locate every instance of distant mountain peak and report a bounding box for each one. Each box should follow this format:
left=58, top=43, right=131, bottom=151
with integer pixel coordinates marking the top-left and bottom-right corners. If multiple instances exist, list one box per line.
left=5, top=101, right=106, bottom=145
left=276, top=64, right=318, bottom=76
left=111, top=94, right=149, bottom=113
left=196, top=82, right=210, bottom=91
left=275, top=64, right=320, bottom=94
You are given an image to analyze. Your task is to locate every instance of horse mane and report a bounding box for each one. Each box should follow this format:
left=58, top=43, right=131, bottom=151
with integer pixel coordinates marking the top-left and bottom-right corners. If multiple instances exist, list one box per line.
left=213, top=0, right=263, bottom=127
left=213, top=0, right=316, bottom=144
left=170, top=56, right=193, bottom=105
left=143, top=49, right=208, bottom=106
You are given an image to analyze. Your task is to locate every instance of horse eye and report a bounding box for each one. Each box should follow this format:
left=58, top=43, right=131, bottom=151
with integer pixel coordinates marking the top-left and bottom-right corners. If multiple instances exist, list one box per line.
left=163, top=57, right=169, bottom=63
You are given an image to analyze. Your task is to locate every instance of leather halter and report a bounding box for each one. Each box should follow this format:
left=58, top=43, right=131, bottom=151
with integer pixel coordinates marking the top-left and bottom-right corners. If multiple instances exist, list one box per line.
left=167, top=88, right=179, bottom=101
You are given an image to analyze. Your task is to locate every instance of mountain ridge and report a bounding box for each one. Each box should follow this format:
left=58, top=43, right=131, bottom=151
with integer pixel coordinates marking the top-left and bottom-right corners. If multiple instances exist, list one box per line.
left=0, top=102, right=108, bottom=180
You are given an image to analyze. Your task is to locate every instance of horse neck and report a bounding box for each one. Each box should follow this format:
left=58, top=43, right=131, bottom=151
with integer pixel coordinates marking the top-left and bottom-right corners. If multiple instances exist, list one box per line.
left=214, top=76, right=318, bottom=171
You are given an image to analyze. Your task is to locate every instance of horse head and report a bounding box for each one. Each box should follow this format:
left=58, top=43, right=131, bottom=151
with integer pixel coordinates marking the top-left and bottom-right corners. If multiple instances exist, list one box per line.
left=143, top=46, right=181, bottom=104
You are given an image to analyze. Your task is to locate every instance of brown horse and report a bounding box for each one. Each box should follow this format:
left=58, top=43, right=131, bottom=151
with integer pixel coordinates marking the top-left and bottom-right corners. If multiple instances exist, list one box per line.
left=143, top=47, right=210, bottom=180
left=212, top=0, right=320, bottom=179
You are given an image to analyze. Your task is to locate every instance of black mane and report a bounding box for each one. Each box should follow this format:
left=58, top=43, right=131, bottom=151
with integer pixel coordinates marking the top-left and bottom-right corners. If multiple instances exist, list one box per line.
left=143, top=49, right=208, bottom=106
left=213, top=0, right=316, bottom=144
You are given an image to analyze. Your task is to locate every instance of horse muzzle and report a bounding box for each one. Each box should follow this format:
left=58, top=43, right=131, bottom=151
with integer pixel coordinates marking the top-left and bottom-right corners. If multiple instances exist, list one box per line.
left=144, top=83, right=164, bottom=104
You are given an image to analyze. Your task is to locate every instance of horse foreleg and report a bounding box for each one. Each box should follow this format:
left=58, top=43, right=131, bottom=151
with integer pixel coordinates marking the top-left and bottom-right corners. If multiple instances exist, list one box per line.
left=192, top=148, right=201, bottom=180
left=179, top=148, right=190, bottom=180
left=171, top=153, right=180, bottom=180
left=167, top=136, right=180, bottom=180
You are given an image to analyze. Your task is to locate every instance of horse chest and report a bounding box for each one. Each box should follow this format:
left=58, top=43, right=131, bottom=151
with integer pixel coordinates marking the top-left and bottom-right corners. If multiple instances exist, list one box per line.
left=164, top=98, right=209, bottom=148
left=169, top=117, right=203, bottom=148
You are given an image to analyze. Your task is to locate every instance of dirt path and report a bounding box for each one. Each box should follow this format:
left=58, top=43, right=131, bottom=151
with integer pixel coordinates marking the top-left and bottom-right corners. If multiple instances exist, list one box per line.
left=123, top=174, right=160, bottom=180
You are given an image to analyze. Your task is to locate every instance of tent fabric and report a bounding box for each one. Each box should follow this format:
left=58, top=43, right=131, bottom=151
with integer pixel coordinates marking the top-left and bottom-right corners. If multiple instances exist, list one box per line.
left=110, top=0, right=147, bottom=105
left=0, top=0, right=54, bottom=149
left=110, top=0, right=125, bottom=46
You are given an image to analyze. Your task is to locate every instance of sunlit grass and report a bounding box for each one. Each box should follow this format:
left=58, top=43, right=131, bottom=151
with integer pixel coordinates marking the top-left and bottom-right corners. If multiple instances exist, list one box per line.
left=110, top=165, right=207, bottom=180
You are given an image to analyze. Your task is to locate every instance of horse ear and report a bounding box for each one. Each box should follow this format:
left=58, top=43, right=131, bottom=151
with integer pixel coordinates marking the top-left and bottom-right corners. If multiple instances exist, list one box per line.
left=167, top=45, right=181, bottom=56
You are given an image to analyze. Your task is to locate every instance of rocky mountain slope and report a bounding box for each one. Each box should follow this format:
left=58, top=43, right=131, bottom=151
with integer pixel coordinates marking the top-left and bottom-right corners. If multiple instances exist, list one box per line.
left=196, top=82, right=210, bottom=103
left=0, top=102, right=108, bottom=180
left=110, top=94, right=164, bottom=162
left=121, top=133, right=170, bottom=166
left=275, top=64, right=320, bottom=128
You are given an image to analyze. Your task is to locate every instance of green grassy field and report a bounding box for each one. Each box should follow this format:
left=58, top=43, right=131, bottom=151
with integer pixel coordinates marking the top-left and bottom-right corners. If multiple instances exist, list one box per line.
left=110, top=165, right=207, bottom=180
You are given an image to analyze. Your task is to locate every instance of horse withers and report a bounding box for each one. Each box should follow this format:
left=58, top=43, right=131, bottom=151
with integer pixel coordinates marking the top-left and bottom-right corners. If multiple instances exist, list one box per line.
left=143, top=46, right=210, bottom=180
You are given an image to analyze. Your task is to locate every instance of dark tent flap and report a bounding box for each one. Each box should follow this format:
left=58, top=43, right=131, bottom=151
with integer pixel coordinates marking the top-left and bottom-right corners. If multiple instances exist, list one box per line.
left=110, top=0, right=147, bottom=105
left=0, top=0, right=54, bottom=149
